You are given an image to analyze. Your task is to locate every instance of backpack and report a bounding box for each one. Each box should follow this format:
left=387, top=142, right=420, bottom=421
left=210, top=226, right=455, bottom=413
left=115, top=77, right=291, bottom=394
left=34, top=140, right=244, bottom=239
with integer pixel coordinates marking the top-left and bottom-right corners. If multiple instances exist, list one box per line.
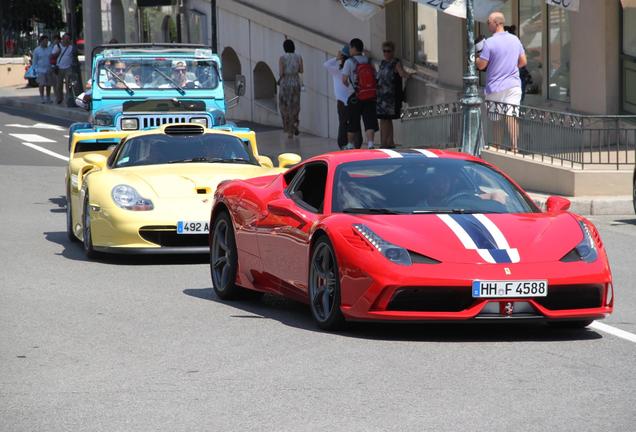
left=351, top=57, right=377, bottom=101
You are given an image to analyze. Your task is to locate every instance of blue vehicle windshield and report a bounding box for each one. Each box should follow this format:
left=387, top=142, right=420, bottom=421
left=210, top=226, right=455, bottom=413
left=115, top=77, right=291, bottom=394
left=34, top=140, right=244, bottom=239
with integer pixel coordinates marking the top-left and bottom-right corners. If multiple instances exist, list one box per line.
left=96, top=57, right=220, bottom=90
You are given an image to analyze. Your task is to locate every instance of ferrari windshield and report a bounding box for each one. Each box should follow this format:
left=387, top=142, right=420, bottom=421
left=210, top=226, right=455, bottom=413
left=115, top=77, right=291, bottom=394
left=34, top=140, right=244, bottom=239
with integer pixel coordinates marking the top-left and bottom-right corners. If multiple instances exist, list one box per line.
left=112, top=134, right=258, bottom=168
left=96, top=58, right=219, bottom=90
left=332, top=157, right=537, bottom=214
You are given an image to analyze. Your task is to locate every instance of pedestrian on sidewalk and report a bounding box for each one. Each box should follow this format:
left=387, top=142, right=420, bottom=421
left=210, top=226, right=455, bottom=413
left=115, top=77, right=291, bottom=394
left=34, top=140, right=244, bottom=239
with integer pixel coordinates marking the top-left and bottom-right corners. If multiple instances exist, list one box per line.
left=476, top=12, right=527, bottom=153
left=32, top=35, right=53, bottom=104
left=376, top=41, right=411, bottom=149
left=341, top=38, right=378, bottom=150
left=278, top=39, right=303, bottom=139
left=323, top=44, right=361, bottom=149
left=53, top=33, right=80, bottom=106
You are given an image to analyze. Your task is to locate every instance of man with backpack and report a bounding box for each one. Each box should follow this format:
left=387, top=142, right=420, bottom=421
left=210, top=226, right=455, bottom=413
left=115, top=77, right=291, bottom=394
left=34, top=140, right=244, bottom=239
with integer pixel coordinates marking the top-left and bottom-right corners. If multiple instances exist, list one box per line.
left=341, top=38, right=378, bottom=150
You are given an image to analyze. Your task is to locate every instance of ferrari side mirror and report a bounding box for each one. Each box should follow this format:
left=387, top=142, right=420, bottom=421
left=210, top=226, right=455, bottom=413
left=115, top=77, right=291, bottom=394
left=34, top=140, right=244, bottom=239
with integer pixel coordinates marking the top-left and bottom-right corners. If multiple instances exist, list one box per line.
left=545, top=196, right=571, bottom=213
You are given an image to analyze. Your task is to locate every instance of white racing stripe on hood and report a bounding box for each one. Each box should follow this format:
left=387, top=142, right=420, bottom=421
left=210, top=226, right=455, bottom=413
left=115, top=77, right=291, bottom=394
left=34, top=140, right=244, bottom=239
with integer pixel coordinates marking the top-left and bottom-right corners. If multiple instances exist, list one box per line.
left=377, top=149, right=402, bottom=158
left=412, top=149, right=438, bottom=158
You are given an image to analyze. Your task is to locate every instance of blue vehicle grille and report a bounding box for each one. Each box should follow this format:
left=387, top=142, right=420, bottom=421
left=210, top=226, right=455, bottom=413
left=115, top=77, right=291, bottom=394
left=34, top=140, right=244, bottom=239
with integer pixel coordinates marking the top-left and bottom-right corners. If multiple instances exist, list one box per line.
left=120, top=114, right=208, bottom=129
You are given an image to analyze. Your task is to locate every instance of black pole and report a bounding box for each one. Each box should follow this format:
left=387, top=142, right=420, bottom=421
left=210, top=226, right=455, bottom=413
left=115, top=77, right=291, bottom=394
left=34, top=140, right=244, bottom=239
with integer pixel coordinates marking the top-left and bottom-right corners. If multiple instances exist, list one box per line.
left=211, top=0, right=217, bottom=51
left=0, top=2, right=4, bottom=58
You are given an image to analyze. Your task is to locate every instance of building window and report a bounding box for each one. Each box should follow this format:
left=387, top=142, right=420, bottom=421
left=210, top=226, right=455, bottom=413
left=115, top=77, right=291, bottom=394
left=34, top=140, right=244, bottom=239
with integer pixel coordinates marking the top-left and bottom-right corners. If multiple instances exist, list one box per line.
left=623, top=3, right=636, bottom=113
left=547, top=5, right=570, bottom=102
left=519, top=0, right=544, bottom=98
left=415, top=5, right=438, bottom=69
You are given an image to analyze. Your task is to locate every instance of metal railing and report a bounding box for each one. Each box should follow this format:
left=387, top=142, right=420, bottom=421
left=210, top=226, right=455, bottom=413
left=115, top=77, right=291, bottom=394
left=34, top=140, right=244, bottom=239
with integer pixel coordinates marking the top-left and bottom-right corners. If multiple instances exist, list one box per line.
left=401, top=101, right=636, bottom=170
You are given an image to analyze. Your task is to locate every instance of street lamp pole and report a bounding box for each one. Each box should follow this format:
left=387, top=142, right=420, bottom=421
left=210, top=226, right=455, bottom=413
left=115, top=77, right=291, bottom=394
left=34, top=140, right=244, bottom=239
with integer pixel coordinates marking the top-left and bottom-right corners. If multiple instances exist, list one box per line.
left=460, top=0, right=483, bottom=156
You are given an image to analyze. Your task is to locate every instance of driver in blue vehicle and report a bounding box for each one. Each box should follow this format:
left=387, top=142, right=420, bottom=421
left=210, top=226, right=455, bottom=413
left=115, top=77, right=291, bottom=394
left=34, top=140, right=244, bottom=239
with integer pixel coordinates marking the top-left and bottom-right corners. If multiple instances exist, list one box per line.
left=161, top=60, right=198, bottom=89
left=101, top=60, right=134, bottom=88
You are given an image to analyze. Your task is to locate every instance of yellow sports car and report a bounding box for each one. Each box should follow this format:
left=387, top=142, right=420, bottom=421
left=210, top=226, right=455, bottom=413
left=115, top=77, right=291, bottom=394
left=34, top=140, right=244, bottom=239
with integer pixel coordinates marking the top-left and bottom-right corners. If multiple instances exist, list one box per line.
left=66, top=123, right=300, bottom=257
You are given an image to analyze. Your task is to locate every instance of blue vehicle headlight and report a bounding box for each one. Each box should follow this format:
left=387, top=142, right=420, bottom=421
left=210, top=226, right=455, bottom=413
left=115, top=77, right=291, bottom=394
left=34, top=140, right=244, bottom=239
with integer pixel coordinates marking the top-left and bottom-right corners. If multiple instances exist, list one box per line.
left=561, top=220, right=598, bottom=263
left=190, top=117, right=208, bottom=127
left=112, top=184, right=154, bottom=211
left=353, top=224, right=412, bottom=266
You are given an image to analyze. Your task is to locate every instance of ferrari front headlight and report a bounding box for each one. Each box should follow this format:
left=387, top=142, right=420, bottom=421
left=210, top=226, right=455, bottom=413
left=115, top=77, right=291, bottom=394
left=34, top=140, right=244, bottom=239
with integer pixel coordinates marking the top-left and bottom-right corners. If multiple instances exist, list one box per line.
left=560, top=220, right=598, bottom=263
left=112, top=184, right=154, bottom=211
left=353, top=224, right=412, bottom=266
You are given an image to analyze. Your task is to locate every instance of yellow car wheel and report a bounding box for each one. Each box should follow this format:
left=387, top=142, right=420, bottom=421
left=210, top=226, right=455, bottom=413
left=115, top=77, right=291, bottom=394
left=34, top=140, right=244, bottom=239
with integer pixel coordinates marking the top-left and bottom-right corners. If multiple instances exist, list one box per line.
left=82, top=193, right=98, bottom=259
left=66, top=185, right=79, bottom=243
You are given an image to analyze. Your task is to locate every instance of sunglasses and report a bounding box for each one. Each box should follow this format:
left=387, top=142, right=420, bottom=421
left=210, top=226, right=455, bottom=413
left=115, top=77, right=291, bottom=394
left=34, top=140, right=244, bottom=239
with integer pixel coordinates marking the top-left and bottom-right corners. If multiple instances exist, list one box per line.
left=114, top=68, right=126, bottom=72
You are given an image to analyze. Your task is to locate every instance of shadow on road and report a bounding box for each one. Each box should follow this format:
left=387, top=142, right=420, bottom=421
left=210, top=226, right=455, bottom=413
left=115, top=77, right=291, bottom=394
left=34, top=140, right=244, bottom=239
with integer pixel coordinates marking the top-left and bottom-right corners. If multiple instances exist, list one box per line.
left=614, top=218, right=636, bottom=226
left=48, top=196, right=66, bottom=214
left=183, top=287, right=603, bottom=342
left=44, top=230, right=209, bottom=265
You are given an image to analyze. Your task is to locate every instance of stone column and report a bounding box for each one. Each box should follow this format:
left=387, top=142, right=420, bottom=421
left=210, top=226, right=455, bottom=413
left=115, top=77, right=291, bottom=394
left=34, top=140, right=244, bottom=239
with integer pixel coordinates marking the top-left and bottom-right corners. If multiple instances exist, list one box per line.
left=82, top=0, right=103, bottom=81
left=570, top=0, right=620, bottom=114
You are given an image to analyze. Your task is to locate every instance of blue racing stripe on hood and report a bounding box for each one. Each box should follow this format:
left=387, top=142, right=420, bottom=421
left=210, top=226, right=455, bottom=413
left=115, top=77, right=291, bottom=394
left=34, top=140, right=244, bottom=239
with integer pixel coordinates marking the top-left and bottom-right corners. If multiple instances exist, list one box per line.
left=449, top=214, right=498, bottom=250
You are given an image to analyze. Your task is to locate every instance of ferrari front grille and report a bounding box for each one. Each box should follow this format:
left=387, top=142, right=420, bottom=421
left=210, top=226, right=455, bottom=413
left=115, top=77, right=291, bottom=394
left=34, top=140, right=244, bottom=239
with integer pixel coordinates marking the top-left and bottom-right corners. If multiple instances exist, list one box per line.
left=139, top=226, right=208, bottom=247
left=387, top=287, right=475, bottom=312
left=535, top=284, right=603, bottom=310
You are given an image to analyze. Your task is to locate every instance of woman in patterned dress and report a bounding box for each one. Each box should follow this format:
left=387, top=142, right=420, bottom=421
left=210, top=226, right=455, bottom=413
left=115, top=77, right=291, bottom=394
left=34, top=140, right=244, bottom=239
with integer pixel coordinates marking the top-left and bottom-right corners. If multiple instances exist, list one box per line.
left=278, top=39, right=304, bottom=139
left=376, top=41, right=411, bottom=149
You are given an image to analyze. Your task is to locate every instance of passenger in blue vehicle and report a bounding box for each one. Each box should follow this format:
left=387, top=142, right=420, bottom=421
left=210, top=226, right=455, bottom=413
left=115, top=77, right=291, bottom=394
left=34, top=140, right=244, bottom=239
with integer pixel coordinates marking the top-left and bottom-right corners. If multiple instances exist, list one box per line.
left=195, top=61, right=218, bottom=88
left=101, top=60, right=133, bottom=88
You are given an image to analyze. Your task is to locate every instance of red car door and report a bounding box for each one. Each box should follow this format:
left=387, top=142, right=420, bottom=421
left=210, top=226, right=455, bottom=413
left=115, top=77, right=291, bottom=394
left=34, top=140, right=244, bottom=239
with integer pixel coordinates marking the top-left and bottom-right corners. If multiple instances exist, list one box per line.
left=257, top=162, right=328, bottom=300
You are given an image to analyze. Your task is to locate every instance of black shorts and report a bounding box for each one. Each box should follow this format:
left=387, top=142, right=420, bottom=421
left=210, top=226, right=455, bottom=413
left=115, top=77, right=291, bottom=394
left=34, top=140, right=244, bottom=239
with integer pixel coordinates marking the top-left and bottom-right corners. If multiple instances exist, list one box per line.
left=347, top=95, right=379, bottom=133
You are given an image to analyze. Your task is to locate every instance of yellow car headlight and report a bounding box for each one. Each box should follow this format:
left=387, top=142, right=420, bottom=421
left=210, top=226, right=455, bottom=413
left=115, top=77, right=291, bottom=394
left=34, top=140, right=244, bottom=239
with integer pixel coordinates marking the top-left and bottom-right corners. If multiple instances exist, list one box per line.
left=112, top=184, right=154, bottom=211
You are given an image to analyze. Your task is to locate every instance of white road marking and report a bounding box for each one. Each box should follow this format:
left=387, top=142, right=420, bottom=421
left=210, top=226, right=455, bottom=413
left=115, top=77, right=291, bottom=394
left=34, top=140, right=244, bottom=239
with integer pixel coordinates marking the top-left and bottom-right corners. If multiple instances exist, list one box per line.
left=590, top=321, right=636, bottom=344
left=9, top=133, right=55, bottom=143
left=64, top=135, right=69, bottom=138
left=6, top=122, right=65, bottom=131
left=20, top=142, right=69, bottom=161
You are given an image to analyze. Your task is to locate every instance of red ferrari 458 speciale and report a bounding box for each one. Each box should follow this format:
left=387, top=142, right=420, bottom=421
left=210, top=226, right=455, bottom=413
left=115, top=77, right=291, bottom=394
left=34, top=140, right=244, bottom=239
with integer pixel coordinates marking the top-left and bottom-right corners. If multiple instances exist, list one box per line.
left=208, top=149, right=613, bottom=330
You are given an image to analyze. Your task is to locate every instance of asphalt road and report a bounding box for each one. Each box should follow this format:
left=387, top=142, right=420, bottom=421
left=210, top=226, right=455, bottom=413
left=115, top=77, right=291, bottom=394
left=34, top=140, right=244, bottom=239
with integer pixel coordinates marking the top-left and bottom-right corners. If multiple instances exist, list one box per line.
left=1, top=105, right=635, bottom=431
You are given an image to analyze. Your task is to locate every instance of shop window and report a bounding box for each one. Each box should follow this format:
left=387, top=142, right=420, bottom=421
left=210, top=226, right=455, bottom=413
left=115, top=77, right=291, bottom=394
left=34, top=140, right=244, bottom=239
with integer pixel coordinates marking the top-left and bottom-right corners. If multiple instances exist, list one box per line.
left=415, top=5, right=438, bottom=70
left=622, top=2, right=636, bottom=113
left=221, top=47, right=241, bottom=82
left=519, top=0, right=544, bottom=98
left=253, top=61, right=277, bottom=109
left=547, top=5, right=570, bottom=102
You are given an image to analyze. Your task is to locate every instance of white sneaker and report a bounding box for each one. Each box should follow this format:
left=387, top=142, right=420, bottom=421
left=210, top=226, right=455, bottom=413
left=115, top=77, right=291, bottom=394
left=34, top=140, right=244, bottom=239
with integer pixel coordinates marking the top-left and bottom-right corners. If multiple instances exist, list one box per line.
left=367, top=143, right=375, bottom=149
left=343, top=143, right=354, bottom=150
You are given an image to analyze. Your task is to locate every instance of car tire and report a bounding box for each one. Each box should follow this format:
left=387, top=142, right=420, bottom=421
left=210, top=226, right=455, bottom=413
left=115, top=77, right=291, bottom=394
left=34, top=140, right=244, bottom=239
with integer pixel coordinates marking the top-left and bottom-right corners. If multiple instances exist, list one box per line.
left=308, top=236, right=345, bottom=331
left=82, top=193, right=98, bottom=259
left=66, top=186, right=79, bottom=243
left=210, top=211, right=242, bottom=300
left=548, top=319, right=594, bottom=329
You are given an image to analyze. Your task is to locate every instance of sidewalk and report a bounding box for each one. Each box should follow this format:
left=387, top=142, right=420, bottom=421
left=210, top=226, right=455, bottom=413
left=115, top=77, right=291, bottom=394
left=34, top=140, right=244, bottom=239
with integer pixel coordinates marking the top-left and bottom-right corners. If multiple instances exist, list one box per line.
left=1, top=85, right=632, bottom=215
left=0, top=84, right=89, bottom=123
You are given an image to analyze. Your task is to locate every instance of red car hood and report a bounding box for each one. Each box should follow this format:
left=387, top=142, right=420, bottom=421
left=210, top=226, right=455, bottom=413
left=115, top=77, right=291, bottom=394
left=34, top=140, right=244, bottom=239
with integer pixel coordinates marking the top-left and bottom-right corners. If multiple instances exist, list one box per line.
left=344, top=212, right=583, bottom=264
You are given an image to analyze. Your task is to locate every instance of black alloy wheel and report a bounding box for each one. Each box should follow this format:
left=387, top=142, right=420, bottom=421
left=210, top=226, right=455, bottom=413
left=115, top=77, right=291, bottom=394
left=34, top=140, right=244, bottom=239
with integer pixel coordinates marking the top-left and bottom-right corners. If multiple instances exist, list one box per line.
left=210, top=212, right=242, bottom=300
left=308, top=236, right=345, bottom=331
left=82, top=193, right=98, bottom=259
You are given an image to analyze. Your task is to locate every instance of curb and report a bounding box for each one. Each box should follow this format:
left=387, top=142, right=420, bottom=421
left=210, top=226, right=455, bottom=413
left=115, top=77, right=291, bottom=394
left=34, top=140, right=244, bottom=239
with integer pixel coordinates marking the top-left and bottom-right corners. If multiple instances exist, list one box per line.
left=0, top=97, right=88, bottom=123
left=529, top=194, right=634, bottom=216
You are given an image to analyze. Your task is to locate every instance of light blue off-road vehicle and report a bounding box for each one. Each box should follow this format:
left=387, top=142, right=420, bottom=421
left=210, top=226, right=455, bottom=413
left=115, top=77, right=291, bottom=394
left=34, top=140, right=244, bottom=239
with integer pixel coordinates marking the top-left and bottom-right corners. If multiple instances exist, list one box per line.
left=69, top=43, right=246, bottom=146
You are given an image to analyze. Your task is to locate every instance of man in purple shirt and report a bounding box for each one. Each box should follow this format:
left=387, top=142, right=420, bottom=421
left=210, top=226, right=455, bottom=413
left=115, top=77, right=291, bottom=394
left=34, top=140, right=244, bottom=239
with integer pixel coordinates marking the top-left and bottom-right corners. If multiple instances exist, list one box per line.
left=476, top=12, right=527, bottom=152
